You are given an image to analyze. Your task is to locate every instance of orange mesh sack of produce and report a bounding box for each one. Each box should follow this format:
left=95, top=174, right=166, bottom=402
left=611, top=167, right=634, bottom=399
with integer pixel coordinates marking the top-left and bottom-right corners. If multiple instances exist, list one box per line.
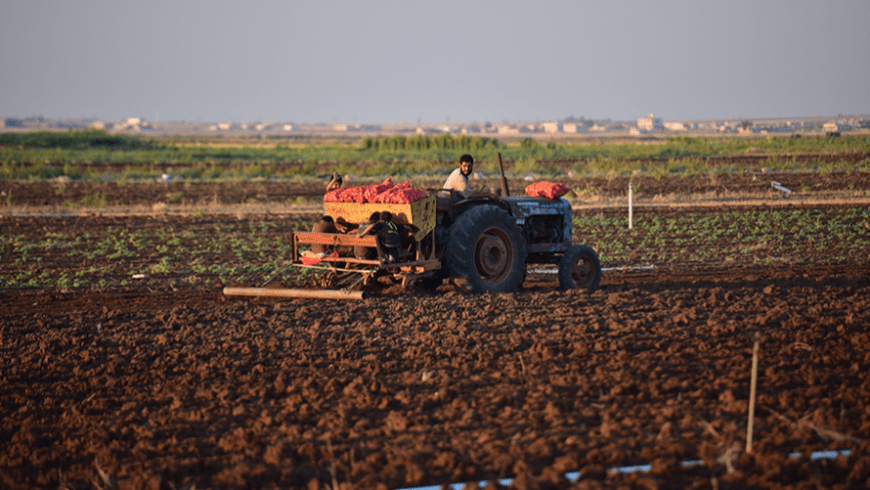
left=381, top=188, right=428, bottom=204
left=324, top=186, right=366, bottom=203
left=300, top=251, right=339, bottom=265
left=525, top=181, right=570, bottom=200
left=323, top=187, right=343, bottom=202
left=363, top=177, right=395, bottom=202
left=370, top=180, right=410, bottom=203
left=324, top=179, right=392, bottom=204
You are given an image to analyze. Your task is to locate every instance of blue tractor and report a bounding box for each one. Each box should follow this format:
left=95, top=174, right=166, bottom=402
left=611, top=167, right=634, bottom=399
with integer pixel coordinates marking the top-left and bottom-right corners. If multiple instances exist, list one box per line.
left=431, top=188, right=602, bottom=294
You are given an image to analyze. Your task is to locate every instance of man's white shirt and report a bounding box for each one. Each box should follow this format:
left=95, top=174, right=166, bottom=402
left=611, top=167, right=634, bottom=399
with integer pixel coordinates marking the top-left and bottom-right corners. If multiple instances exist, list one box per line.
left=442, top=167, right=470, bottom=197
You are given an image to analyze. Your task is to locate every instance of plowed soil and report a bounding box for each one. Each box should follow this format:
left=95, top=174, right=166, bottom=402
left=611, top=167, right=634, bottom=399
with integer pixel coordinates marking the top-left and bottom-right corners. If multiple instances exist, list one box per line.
left=2, top=171, right=869, bottom=489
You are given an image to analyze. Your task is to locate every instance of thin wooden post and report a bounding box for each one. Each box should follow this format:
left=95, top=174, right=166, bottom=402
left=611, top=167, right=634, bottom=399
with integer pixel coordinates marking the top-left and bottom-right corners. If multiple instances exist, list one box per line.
left=746, top=332, right=761, bottom=453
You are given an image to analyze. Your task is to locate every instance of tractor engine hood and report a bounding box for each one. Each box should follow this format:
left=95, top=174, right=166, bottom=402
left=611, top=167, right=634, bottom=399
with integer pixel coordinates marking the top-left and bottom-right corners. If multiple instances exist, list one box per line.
left=503, top=196, right=573, bottom=250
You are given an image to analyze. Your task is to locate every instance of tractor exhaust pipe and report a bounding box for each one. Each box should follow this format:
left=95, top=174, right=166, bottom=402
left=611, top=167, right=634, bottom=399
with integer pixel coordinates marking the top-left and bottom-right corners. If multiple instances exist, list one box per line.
left=497, top=152, right=510, bottom=197
left=223, top=287, right=367, bottom=300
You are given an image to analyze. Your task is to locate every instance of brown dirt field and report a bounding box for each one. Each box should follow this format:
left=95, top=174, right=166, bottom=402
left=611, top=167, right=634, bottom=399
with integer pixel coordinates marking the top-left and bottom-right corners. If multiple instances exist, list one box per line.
left=2, top=174, right=869, bottom=489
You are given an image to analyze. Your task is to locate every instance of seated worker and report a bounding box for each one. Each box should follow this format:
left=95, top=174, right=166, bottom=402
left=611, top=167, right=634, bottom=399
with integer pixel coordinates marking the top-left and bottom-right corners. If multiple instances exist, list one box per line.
left=359, top=211, right=405, bottom=263
left=326, top=171, right=343, bottom=192
left=441, top=154, right=474, bottom=198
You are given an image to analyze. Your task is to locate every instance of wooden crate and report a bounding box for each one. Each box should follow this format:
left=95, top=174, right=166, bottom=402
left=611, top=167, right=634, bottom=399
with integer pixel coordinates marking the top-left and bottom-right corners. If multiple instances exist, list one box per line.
left=323, top=196, right=435, bottom=241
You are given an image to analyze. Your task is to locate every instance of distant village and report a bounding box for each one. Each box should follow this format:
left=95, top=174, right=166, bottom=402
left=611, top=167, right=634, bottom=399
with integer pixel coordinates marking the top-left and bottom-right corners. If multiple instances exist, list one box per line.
left=2, top=114, right=868, bottom=138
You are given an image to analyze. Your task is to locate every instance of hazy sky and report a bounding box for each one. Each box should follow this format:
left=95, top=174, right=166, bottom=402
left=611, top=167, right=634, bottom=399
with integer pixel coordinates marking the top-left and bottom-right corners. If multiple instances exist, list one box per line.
left=1, top=0, right=868, bottom=124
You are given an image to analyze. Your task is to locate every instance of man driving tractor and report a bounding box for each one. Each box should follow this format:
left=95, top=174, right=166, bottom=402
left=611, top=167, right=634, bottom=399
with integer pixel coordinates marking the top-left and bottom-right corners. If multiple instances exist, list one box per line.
left=441, top=154, right=474, bottom=198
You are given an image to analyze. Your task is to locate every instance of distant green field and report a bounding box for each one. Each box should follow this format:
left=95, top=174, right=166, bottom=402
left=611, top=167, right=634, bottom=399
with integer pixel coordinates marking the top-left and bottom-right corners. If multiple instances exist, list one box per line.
left=1, top=129, right=869, bottom=182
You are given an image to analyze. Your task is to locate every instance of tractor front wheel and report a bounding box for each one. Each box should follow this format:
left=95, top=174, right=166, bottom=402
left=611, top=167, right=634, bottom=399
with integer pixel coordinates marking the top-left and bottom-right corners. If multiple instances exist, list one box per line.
left=558, top=245, right=601, bottom=292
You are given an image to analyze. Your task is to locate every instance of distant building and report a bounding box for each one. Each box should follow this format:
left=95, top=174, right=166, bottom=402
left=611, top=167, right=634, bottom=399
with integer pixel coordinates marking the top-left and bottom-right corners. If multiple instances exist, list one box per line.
left=563, top=123, right=588, bottom=133
left=496, top=124, right=531, bottom=135
left=416, top=126, right=441, bottom=135
left=334, top=123, right=381, bottom=132
left=637, top=114, right=664, bottom=133
left=542, top=121, right=562, bottom=133
left=824, top=121, right=851, bottom=132
left=717, top=123, right=737, bottom=133
left=1, top=118, right=23, bottom=128
left=116, top=117, right=150, bottom=131
left=283, top=123, right=299, bottom=131
left=90, top=121, right=113, bottom=130
left=50, top=120, right=88, bottom=129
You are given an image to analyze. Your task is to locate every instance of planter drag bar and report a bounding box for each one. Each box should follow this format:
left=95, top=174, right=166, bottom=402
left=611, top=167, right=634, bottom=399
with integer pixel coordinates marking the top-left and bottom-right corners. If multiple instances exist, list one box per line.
left=222, top=286, right=367, bottom=301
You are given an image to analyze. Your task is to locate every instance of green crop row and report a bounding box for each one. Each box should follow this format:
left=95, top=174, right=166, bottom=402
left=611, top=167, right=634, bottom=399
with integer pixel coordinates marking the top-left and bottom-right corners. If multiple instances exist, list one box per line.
left=0, top=129, right=156, bottom=150
left=574, top=207, right=870, bottom=266
left=3, top=150, right=868, bottom=184
left=0, top=220, right=312, bottom=290
left=2, top=206, right=868, bottom=291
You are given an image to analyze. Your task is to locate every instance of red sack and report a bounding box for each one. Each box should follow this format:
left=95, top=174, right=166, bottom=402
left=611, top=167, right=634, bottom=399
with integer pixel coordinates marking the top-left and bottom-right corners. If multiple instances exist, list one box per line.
left=370, top=180, right=411, bottom=203
left=323, top=187, right=343, bottom=202
left=326, top=186, right=365, bottom=203
left=363, top=177, right=394, bottom=203
left=331, top=186, right=366, bottom=203
left=525, top=181, right=570, bottom=200
left=383, top=188, right=428, bottom=204
left=301, top=252, right=339, bottom=265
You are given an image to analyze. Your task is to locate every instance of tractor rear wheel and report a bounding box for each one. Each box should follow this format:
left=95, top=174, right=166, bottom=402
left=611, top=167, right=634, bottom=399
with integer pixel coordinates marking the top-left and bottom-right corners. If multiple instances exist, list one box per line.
left=443, top=205, right=527, bottom=293
left=558, top=245, right=601, bottom=292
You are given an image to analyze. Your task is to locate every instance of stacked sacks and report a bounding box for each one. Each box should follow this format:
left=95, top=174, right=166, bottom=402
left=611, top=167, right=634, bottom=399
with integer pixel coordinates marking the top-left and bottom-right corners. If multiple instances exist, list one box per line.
left=363, top=177, right=395, bottom=202
left=324, top=177, right=428, bottom=204
left=369, top=181, right=427, bottom=204
left=525, top=181, right=570, bottom=200
left=324, top=185, right=367, bottom=203
left=382, top=188, right=428, bottom=204
left=369, top=180, right=407, bottom=203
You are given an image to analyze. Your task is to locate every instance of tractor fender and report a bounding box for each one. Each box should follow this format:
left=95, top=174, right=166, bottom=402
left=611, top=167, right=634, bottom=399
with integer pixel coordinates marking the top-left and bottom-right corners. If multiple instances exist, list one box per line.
left=448, top=197, right=511, bottom=223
